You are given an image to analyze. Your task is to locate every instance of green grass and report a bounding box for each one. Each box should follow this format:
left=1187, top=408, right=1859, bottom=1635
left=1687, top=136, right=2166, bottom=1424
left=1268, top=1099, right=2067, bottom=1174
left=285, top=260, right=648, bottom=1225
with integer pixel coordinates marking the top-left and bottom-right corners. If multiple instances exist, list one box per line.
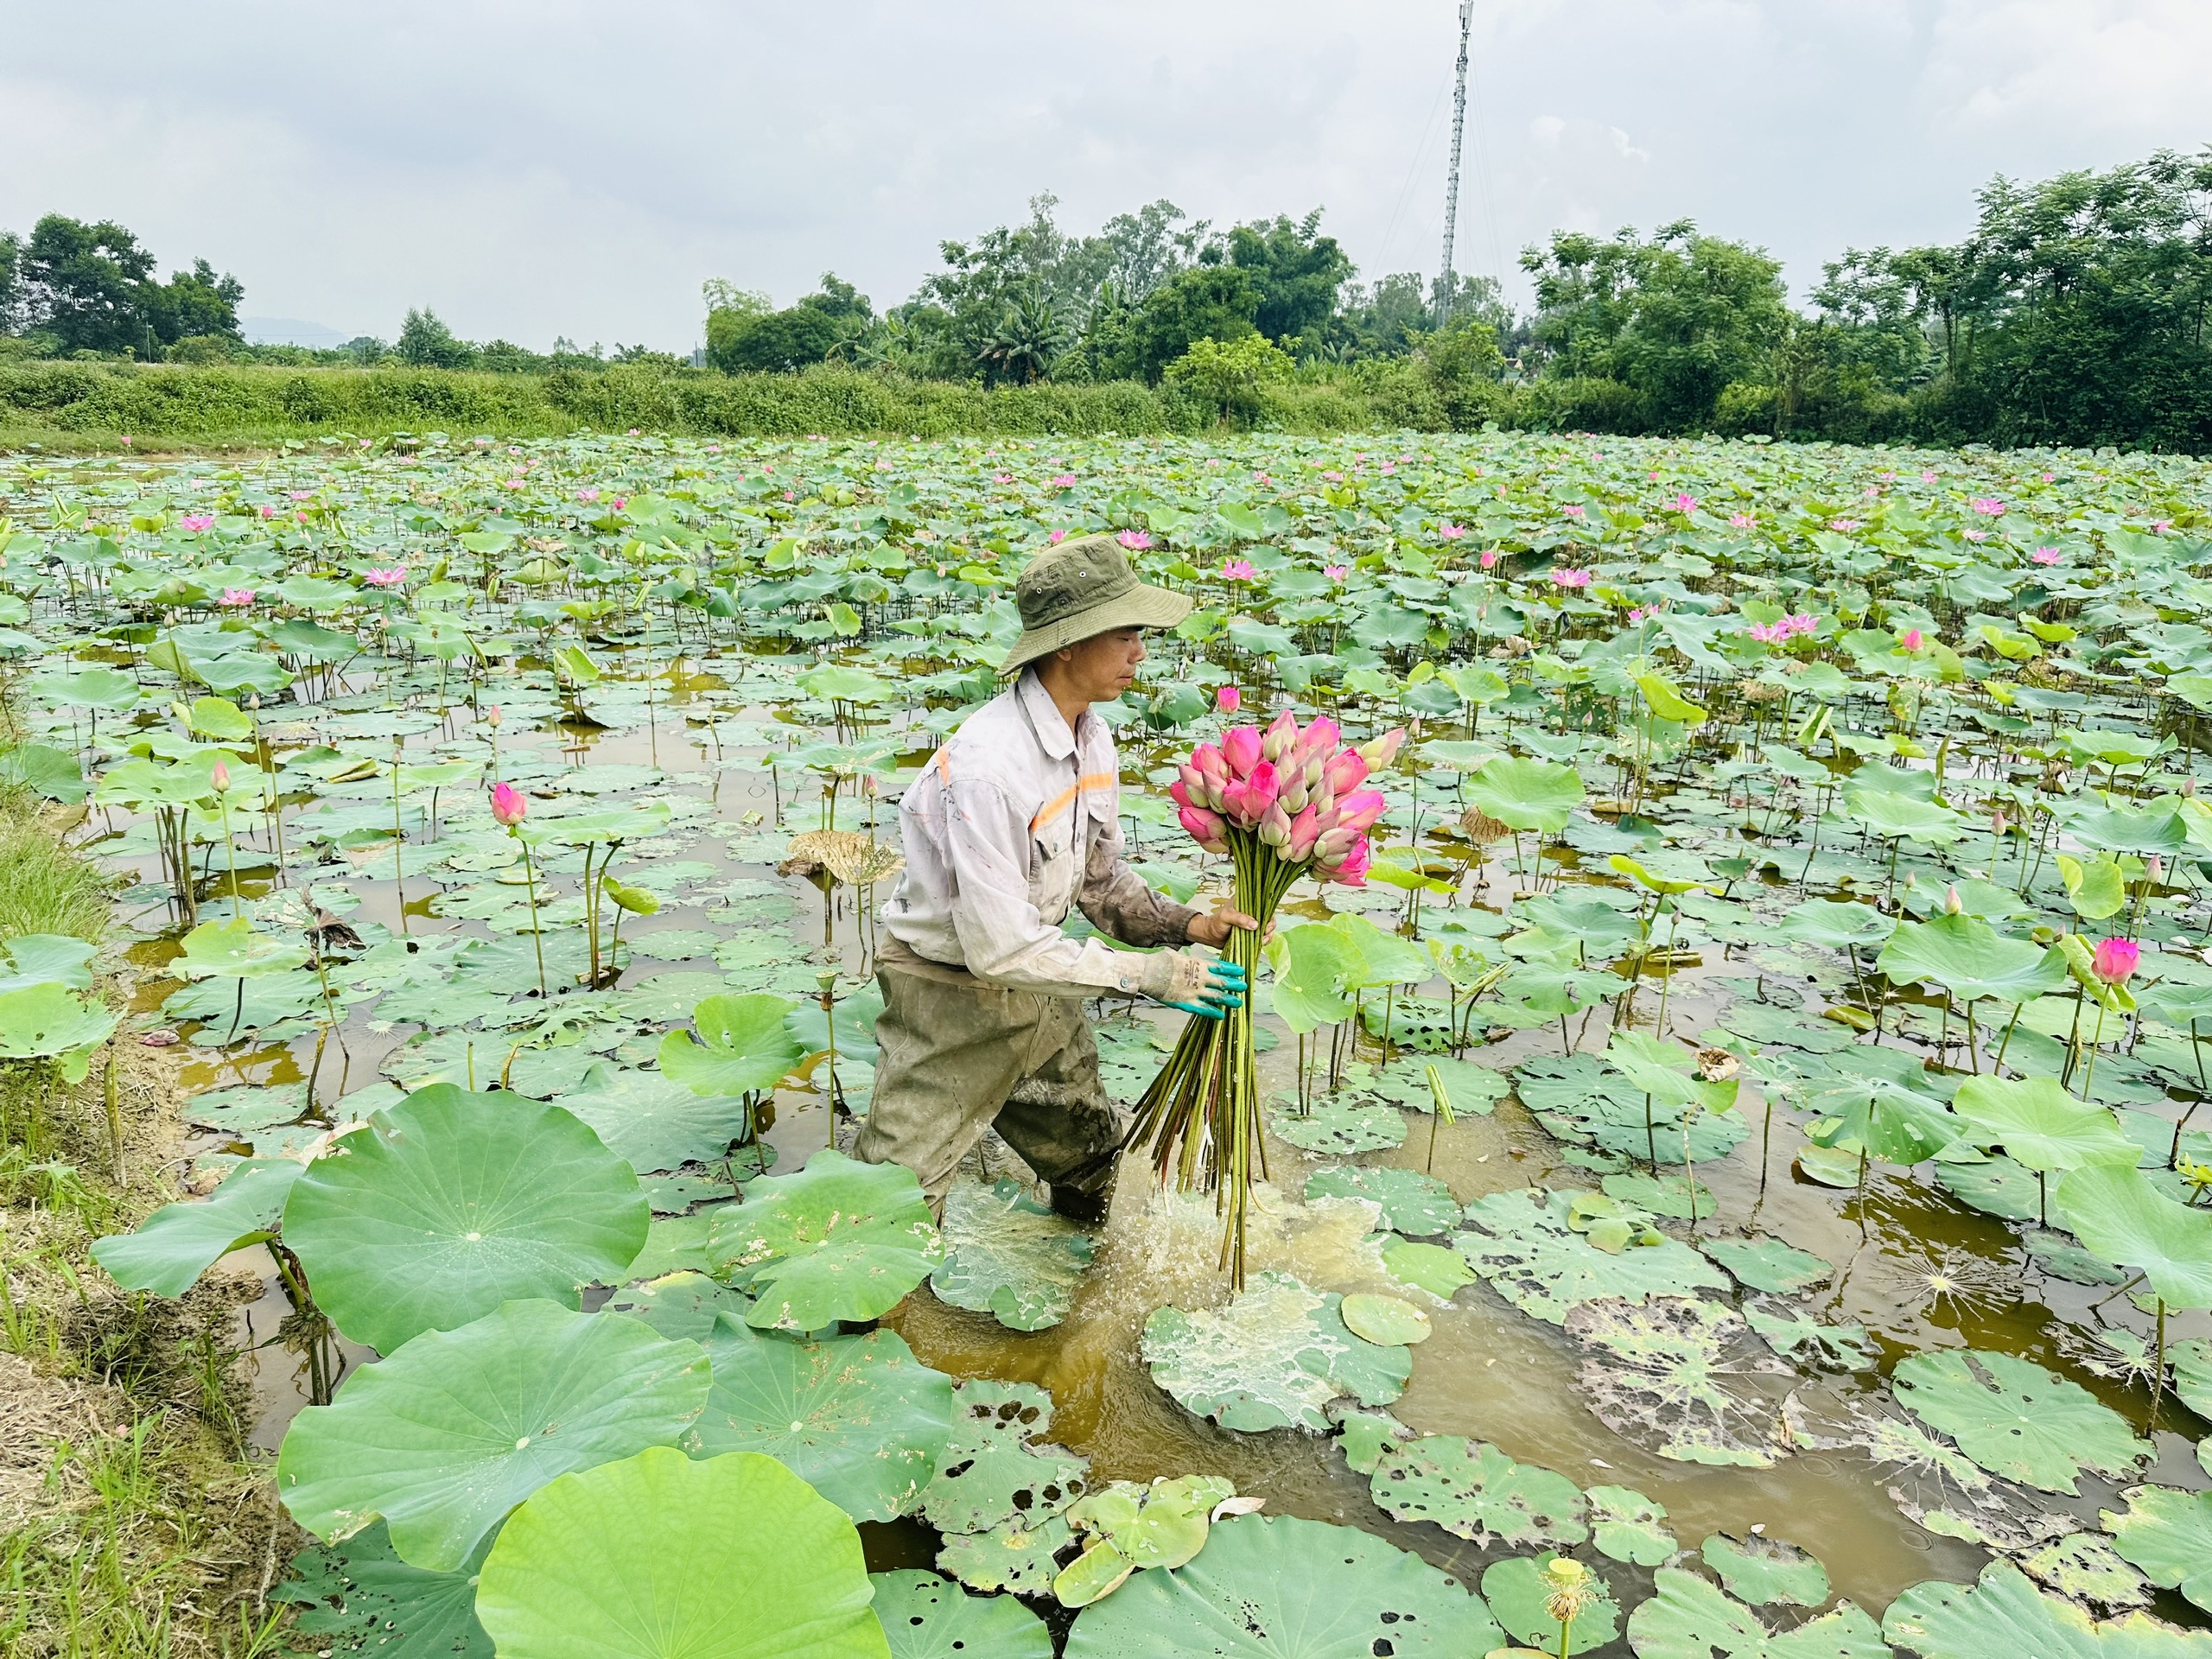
left=0, top=786, right=111, bottom=944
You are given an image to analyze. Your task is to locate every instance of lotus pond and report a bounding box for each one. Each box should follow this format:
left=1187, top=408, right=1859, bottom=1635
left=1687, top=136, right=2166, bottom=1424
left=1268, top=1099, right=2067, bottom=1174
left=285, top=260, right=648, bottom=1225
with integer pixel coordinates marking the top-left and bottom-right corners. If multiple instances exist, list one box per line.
left=5, top=429, right=2212, bottom=1656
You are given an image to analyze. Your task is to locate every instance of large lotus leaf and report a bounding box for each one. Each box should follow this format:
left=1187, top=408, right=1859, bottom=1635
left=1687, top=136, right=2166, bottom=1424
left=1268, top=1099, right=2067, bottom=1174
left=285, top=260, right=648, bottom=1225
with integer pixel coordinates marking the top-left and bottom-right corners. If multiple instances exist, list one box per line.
left=1459, top=1187, right=1729, bottom=1324
left=658, top=991, right=804, bottom=1099
left=1588, top=1484, right=1677, bottom=1567
left=687, top=1317, right=951, bottom=1523
left=2019, top=1533, right=2152, bottom=1611
left=1484, top=1554, right=1623, bottom=1650
left=0, top=933, right=97, bottom=995
left=177, top=916, right=312, bottom=979
left=559, top=1065, right=760, bottom=1174
left=29, top=664, right=142, bottom=711
left=1779, top=899, right=1897, bottom=950
left=1701, top=1533, right=1830, bottom=1607
left=2055, top=1163, right=2212, bottom=1310
left=930, top=1178, right=1096, bottom=1332
left=604, top=1270, right=755, bottom=1342
left=1876, top=914, right=2064, bottom=1006
left=1885, top=1559, right=2212, bottom=1659
left=1632, top=1567, right=1890, bottom=1659
left=282, top=1085, right=649, bottom=1354
left=709, top=1149, right=943, bottom=1330
left=0, top=979, right=118, bottom=1064
left=474, top=1447, right=887, bottom=1659
left=1065, top=1512, right=1503, bottom=1658
left=1304, top=1164, right=1460, bottom=1236
left=1891, top=1349, right=2149, bottom=1495
left=1141, top=1270, right=1412, bottom=1432
left=870, top=1570, right=1052, bottom=1659
left=1700, top=1236, right=1832, bottom=1295
left=1953, top=1077, right=2139, bottom=1174
left=92, top=1158, right=304, bottom=1297
left=1465, top=756, right=1585, bottom=834
left=1265, top=922, right=1361, bottom=1033
left=1370, top=1434, right=1588, bottom=1548
left=274, top=1520, right=491, bottom=1658
left=918, top=1380, right=1088, bottom=1536
left=1846, top=788, right=1967, bottom=846
left=276, top=1301, right=709, bottom=1572
left=1269, top=1096, right=1407, bottom=1154
left=1515, top=1052, right=1747, bottom=1164
left=2100, top=1486, right=2212, bottom=1613
left=1567, top=1297, right=1793, bottom=1468
left=1936, top=1154, right=2044, bottom=1221
left=937, top=1516, right=1074, bottom=1594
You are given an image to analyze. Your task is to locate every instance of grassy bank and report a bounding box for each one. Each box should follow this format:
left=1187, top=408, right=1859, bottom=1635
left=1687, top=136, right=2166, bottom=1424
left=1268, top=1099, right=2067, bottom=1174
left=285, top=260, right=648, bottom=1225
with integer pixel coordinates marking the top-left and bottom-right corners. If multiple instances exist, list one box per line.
left=0, top=773, right=283, bottom=1659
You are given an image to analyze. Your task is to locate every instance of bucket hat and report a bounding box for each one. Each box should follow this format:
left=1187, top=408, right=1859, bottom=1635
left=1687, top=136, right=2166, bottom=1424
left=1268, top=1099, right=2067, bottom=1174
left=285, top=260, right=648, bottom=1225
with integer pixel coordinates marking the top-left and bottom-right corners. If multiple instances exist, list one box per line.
left=999, top=534, right=1193, bottom=675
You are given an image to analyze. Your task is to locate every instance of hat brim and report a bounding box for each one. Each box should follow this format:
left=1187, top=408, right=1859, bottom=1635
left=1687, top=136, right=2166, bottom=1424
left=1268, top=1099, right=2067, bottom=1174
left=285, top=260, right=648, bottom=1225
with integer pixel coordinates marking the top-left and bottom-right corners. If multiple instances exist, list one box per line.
left=998, top=582, right=1194, bottom=675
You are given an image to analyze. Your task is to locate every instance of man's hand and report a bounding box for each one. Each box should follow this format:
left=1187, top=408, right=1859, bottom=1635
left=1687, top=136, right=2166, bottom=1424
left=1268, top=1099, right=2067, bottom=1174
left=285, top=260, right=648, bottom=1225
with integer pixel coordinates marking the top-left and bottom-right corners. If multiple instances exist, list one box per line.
left=1186, top=900, right=1267, bottom=949
left=1139, top=950, right=1248, bottom=1020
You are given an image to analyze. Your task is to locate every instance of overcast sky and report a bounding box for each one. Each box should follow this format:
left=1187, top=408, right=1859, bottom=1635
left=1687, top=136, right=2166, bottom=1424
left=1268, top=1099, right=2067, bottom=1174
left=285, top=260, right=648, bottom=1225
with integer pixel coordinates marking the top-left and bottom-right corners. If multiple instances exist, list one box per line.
left=3, top=1, right=2204, bottom=349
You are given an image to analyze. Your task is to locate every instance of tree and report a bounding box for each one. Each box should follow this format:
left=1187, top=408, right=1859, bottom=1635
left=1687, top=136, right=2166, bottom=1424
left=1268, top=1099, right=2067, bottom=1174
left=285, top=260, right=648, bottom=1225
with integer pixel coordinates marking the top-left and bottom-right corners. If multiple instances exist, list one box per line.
left=1126, top=265, right=1262, bottom=382
left=706, top=274, right=872, bottom=373
left=20, top=215, right=158, bottom=354
left=1228, top=210, right=1352, bottom=347
left=0, top=232, right=22, bottom=335
left=147, top=257, right=243, bottom=346
left=975, top=283, right=1066, bottom=384
left=1163, top=333, right=1294, bottom=425
left=397, top=308, right=479, bottom=369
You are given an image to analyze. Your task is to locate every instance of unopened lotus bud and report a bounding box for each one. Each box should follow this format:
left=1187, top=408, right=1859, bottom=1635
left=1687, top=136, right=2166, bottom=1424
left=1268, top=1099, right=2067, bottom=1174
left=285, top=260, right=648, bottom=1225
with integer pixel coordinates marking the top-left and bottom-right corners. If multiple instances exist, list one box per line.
left=1332, top=788, right=1389, bottom=836
left=1259, top=800, right=1292, bottom=847
left=1355, top=728, right=1408, bottom=771
left=1315, top=824, right=1360, bottom=861
left=1287, top=803, right=1322, bottom=860
left=1262, top=709, right=1300, bottom=764
left=2149, top=855, right=2165, bottom=885
left=1294, top=715, right=1341, bottom=766
left=1279, top=779, right=1309, bottom=815
left=1221, top=726, right=1262, bottom=779
left=1945, top=884, right=1963, bottom=914
left=487, top=703, right=504, bottom=728
left=490, top=780, right=527, bottom=828
left=210, top=759, right=231, bottom=792
left=1323, top=749, right=1370, bottom=796
left=1303, top=756, right=1326, bottom=792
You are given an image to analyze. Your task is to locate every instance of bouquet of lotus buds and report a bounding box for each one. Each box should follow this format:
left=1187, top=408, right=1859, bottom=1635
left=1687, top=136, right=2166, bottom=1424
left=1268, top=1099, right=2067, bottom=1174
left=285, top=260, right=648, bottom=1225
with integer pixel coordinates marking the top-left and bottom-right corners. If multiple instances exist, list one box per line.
left=1128, top=709, right=1403, bottom=1283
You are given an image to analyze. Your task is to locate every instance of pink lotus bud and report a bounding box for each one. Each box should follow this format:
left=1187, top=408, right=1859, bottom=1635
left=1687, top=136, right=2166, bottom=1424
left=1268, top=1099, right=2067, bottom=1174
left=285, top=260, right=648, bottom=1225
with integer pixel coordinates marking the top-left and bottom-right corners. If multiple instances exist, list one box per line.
left=1945, top=884, right=1962, bottom=914
left=1279, top=779, right=1310, bottom=815
left=1356, top=728, right=1408, bottom=771
left=210, top=759, right=231, bottom=792
left=491, top=781, right=528, bottom=828
left=1169, top=779, right=1196, bottom=812
left=1244, top=761, right=1279, bottom=815
left=1327, top=837, right=1372, bottom=887
left=2092, top=937, right=2139, bottom=983
left=1216, top=684, right=1241, bottom=715
left=1259, top=801, right=1292, bottom=847
left=1262, top=709, right=1300, bottom=763
left=1179, top=804, right=1229, bottom=853
left=1294, top=715, right=1341, bottom=766
left=487, top=704, right=503, bottom=728
left=1899, top=628, right=1923, bottom=652
left=1332, top=788, right=1389, bottom=836
left=2148, top=855, right=2165, bottom=885
left=1991, top=808, right=2006, bottom=835
left=1324, top=749, right=1370, bottom=795
left=1287, top=804, right=1322, bottom=860
left=1192, top=743, right=1229, bottom=788
left=1221, top=726, right=1263, bottom=779
left=1314, top=825, right=1360, bottom=862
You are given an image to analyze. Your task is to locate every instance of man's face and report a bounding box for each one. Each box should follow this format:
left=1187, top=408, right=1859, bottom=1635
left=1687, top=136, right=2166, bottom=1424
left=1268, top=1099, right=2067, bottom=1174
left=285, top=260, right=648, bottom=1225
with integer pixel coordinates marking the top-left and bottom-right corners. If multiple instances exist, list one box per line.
left=1056, top=626, right=1147, bottom=704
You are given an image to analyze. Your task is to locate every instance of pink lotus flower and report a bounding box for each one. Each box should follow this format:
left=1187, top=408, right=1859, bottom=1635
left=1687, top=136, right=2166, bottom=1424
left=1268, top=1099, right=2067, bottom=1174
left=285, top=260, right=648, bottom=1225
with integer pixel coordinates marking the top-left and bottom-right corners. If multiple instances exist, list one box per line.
left=1330, top=788, right=1389, bottom=836
left=1921, top=469, right=1939, bottom=483
left=1627, top=606, right=1652, bottom=624
left=1179, top=804, right=1229, bottom=854
left=1829, top=518, right=1861, bottom=532
left=2041, top=472, right=2056, bottom=483
left=2152, top=519, right=2172, bottom=532
left=1286, top=803, right=1323, bottom=861
left=289, top=491, right=312, bottom=501
left=1748, top=621, right=1788, bottom=645
left=504, top=478, right=524, bottom=490
left=1672, top=493, right=1696, bottom=513
left=491, top=781, right=528, bottom=828
left=1324, top=563, right=1349, bottom=581
left=1898, top=628, right=1923, bottom=651
left=2092, top=937, right=2139, bottom=984
left=1322, top=748, right=1370, bottom=796
left=1323, top=470, right=1344, bottom=483
left=1549, top=568, right=1592, bottom=588
left=1051, top=473, right=1077, bottom=488
left=1222, top=762, right=1280, bottom=828
left=1439, top=524, right=1465, bottom=539
left=1729, top=512, right=1756, bottom=529
left=1217, top=684, right=1242, bottom=715
left=2031, top=547, right=2061, bottom=565
left=1220, top=559, right=1257, bottom=582
left=257, top=505, right=276, bottom=518
left=487, top=704, right=503, bottom=728
left=1970, top=497, right=2005, bottom=516
left=363, top=567, right=409, bottom=588
left=181, top=514, right=215, bottom=532
left=1117, top=529, right=1153, bottom=550
left=219, top=588, right=255, bottom=607
left=994, top=472, right=1014, bottom=484
left=1962, top=529, right=1988, bottom=542
left=1221, top=726, right=1263, bottom=779
left=1049, top=529, right=1068, bottom=543
left=1478, top=549, right=1498, bottom=569
left=1324, top=836, right=1371, bottom=887
left=610, top=497, right=627, bottom=512
left=1784, top=613, right=1818, bottom=636
left=1293, top=715, right=1340, bottom=765
left=578, top=487, right=601, bottom=503
left=1561, top=504, right=1586, bottom=518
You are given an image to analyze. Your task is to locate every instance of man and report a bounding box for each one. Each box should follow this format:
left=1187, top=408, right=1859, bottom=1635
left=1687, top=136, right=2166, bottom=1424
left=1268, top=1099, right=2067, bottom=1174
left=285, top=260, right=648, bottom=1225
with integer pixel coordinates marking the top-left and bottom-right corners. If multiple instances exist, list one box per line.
left=855, top=533, right=1254, bottom=1222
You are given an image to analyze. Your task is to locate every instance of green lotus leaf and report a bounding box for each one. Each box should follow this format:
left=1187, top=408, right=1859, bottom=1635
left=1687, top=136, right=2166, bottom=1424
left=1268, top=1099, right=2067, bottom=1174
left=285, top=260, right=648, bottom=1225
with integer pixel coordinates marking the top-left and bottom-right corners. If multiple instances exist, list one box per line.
left=1588, top=1484, right=1677, bottom=1567
left=1065, top=1512, right=1504, bottom=1658
left=561, top=1065, right=763, bottom=1173
left=1303, top=1164, right=1460, bottom=1236
left=177, top=917, right=311, bottom=980
left=603, top=1270, right=754, bottom=1342
left=2058, top=853, right=2129, bottom=921
left=1264, top=923, right=1363, bottom=1033
left=276, top=1301, right=710, bottom=1572
left=273, top=1520, right=491, bottom=1659
left=0, top=933, right=97, bottom=995
left=1459, top=1187, right=1728, bottom=1324
left=687, top=1318, right=952, bottom=1523
left=0, top=741, right=86, bottom=803
left=1370, top=1433, right=1588, bottom=1548
left=708, top=1148, right=943, bottom=1330
left=1052, top=1540, right=1135, bottom=1609
left=282, top=1085, right=650, bottom=1353
left=0, top=979, right=118, bottom=1067
left=1268, top=1096, right=1407, bottom=1154
left=658, top=991, right=804, bottom=1100
left=1484, top=1554, right=1623, bottom=1650
left=1465, top=756, right=1586, bottom=834
left=92, top=1158, right=304, bottom=1298
left=2018, top=1533, right=2152, bottom=1612
left=1141, top=1270, right=1412, bottom=1432
left=1567, top=1296, right=1792, bottom=1468
left=29, top=664, right=142, bottom=711
left=1633, top=1567, right=1890, bottom=1659
left=2099, top=1486, right=2212, bottom=1615
left=1701, top=1532, right=1830, bottom=1607
left=1954, top=1077, right=2138, bottom=1174
left=1846, top=788, right=1967, bottom=845
left=1384, top=1236, right=1478, bottom=1300
left=930, top=1178, right=1096, bottom=1332
left=474, top=1447, right=887, bottom=1659
left=1516, top=1052, right=1747, bottom=1164
left=2055, top=1163, right=2212, bottom=1310
left=870, top=1570, right=1052, bottom=1659
left=1341, top=1292, right=1431, bottom=1345
left=2173, top=1338, right=2212, bottom=1416
left=1779, top=899, right=1897, bottom=950
left=1700, top=1236, right=1832, bottom=1294
left=1885, top=1558, right=2212, bottom=1659
left=936, top=1516, right=1074, bottom=1595
left=1876, top=913, right=2065, bottom=1005
left=918, top=1380, right=1089, bottom=1536
left=1891, top=1349, right=2149, bottom=1494
left=798, top=663, right=892, bottom=704
left=1936, top=1154, right=2044, bottom=1220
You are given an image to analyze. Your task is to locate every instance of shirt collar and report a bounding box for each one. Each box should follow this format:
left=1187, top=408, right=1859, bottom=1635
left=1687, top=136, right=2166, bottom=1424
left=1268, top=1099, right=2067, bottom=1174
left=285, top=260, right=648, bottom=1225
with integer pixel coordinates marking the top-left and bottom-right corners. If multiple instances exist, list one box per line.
left=1016, top=669, right=1083, bottom=761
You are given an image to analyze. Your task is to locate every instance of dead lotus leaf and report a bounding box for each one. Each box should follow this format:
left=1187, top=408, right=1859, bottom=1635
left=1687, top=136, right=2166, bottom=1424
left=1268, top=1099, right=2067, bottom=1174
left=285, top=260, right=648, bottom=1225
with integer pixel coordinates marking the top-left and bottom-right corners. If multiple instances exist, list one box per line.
left=780, top=830, right=904, bottom=886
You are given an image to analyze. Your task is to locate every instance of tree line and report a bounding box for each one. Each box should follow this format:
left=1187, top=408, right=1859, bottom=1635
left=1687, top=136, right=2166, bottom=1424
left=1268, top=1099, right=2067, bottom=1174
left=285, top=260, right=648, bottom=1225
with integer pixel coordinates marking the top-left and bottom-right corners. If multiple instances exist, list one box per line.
left=5, top=147, right=2209, bottom=450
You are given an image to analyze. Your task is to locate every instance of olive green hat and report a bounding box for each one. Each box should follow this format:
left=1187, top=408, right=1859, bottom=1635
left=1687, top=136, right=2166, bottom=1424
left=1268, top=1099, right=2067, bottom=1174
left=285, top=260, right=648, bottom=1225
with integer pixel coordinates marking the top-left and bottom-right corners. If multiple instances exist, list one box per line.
left=999, top=533, right=1192, bottom=675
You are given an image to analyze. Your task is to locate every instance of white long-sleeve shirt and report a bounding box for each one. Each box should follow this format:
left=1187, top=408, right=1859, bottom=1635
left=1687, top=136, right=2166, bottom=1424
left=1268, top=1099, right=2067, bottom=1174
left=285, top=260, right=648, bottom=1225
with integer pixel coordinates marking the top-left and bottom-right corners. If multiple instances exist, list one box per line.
left=880, top=671, right=1198, bottom=995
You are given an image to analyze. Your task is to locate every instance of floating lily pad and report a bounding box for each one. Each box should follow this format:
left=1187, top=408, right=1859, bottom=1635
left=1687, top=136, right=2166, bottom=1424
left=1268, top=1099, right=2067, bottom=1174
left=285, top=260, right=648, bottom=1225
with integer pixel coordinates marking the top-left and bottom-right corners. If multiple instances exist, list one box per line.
left=1141, top=1271, right=1412, bottom=1433
left=1702, top=1532, right=1830, bottom=1607
left=1303, top=1164, right=1460, bottom=1236
left=1884, top=1559, right=2212, bottom=1659
left=560, top=1066, right=764, bottom=1174
left=1459, top=1187, right=1729, bottom=1325
left=936, top=1515, right=1074, bottom=1595
left=1065, top=1474, right=1234, bottom=1573
left=870, top=1570, right=1052, bottom=1659
left=1700, top=1236, right=1833, bottom=1295
left=918, top=1381, right=1088, bottom=1537
left=1936, top=1155, right=2044, bottom=1221
left=1369, top=1434, right=1588, bottom=1548
left=1603, top=1169, right=1718, bottom=1220
left=2018, top=1533, right=2152, bottom=1612
left=1385, top=1236, right=1478, bottom=1301
left=1744, top=1301, right=1877, bottom=1372
left=930, top=1178, right=1096, bottom=1332
left=1341, top=1292, right=1432, bottom=1346
left=1064, top=1512, right=1503, bottom=1658
left=709, top=1148, right=943, bottom=1331
left=1891, top=1349, right=2150, bottom=1495
left=1334, top=1408, right=1411, bottom=1475
left=1269, top=1096, right=1408, bottom=1154
left=1483, top=1554, right=1622, bottom=1651
left=2100, top=1485, right=2212, bottom=1615
left=1568, top=1296, right=1793, bottom=1468
left=1588, top=1484, right=1676, bottom=1566
left=1634, top=1567, right=1889, bottom=1659
left=2023, top=1228, right=2131, bottom=1286
left=1516, top=1051, right=1747, bottom=1165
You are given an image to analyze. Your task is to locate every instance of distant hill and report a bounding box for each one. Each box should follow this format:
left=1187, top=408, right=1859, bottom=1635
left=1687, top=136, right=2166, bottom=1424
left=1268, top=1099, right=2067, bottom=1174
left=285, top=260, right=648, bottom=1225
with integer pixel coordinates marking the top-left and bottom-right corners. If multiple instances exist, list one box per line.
left=240, top=317, right=353, bottom=348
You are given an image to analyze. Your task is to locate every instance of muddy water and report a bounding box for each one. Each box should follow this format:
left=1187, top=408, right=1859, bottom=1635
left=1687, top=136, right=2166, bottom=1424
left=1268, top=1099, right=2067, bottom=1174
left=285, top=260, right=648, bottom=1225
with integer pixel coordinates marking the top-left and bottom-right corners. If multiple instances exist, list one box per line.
left=99, top=674, right=2210, bottom=1626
